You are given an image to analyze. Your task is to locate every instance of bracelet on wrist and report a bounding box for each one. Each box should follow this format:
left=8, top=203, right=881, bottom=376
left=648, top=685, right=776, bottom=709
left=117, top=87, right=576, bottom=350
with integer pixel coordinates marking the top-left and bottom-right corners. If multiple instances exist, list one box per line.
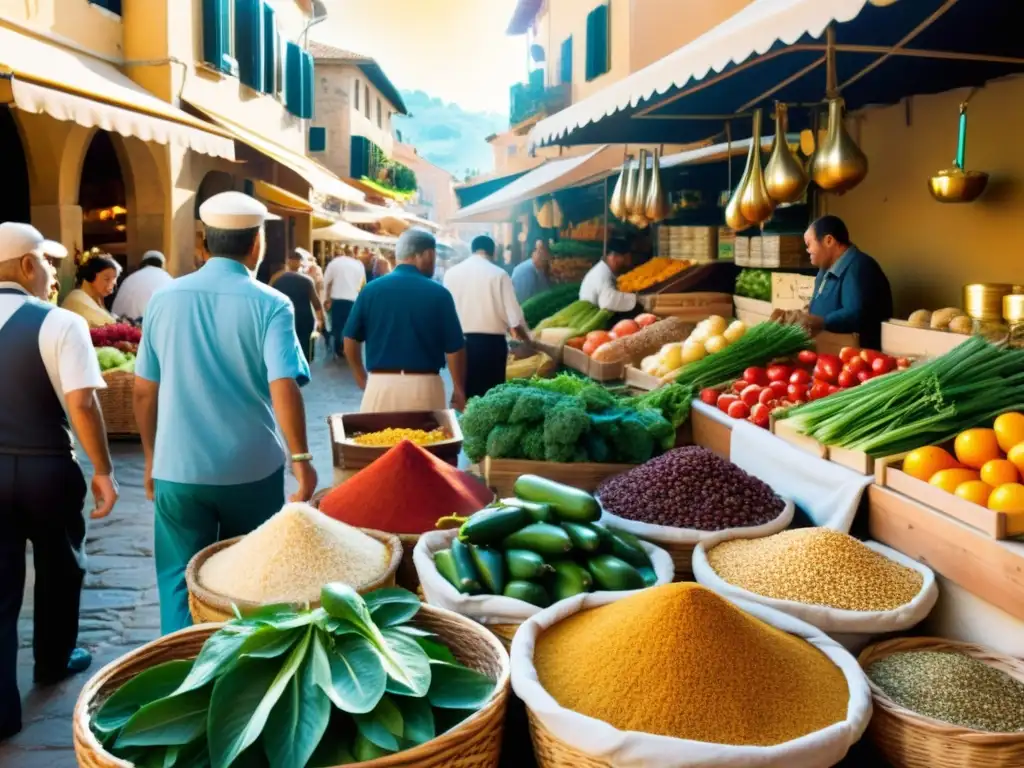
left=291, top=453, right=313, bottom=463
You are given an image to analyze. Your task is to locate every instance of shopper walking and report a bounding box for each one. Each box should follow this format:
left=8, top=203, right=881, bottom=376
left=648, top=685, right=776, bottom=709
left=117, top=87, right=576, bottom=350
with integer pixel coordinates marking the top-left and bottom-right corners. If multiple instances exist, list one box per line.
left=133, top=192, right=316, bottom=634
left=111, top=250, right=172, bottom=321
left=343, top=228, right=467, bottom=413
left=323, top=246, right=365, bottom=357
left=0, top=223, right=118, bottom=741
left=271, top=248, right=324, bottom=362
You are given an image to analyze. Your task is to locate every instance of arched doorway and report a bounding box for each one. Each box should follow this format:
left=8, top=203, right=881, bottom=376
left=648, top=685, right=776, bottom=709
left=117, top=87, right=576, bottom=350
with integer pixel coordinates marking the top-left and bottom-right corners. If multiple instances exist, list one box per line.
left=0, top=109, right=31, bottom=225
left=79, top=132, right=128, bottom=260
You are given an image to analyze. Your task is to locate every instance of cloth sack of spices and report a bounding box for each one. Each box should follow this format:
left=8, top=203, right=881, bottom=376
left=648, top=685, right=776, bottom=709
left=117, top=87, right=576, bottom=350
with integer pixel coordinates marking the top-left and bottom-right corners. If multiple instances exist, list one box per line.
left=692, top=530, right=938, bottom=653
left=414, top=528, right=675, bottom=626
left=510, top=586, right=872, bottom=768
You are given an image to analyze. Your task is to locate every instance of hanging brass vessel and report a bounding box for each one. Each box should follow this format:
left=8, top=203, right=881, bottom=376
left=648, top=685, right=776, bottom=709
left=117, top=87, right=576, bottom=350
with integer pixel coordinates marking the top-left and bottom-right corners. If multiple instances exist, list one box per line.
left=764, top=103, right=808, bottom=204
left=621, top=158, right=640, bottom=220
left=927, top=101, right=989, bottom=203
left=737, top=109, right=775, bottom=225
left=629, top=213, right=650, bottom=229
left=811, top=97, right=868, bottom=193
left=724, top=149, right=752, bottom=232
left=609, top=156, right=630, bottom=220
left=632, top=149, right=650, bottom=218
left=644, top=148, right=671, bottom=223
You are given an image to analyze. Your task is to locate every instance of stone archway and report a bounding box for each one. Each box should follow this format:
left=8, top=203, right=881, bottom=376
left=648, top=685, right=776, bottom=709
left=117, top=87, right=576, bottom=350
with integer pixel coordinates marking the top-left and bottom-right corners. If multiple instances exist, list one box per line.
left=78, top=131, right=128, bottom=258
left=0, top=108, right=31, bottom=225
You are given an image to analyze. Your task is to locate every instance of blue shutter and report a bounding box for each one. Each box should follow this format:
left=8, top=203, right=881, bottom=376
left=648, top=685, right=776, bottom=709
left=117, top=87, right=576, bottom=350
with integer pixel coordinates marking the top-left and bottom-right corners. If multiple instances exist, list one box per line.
left=560, top=36, right=573, bottom=84
left=309, top=127, right=326, bottom=153
left=235, top=0, right=264, bottom=90
left=284, top=41, right=303, bottom=115
left=90, top=0, right=122, bottom=14
left=202, top=0, right=236, bottom=75
left=301, top=50, right=314, bottom=119
left=351, top=136, right=370, bottom=178
left=261, top=2, right=277, bottom=94
left=585, top=3, right=609, bottom=81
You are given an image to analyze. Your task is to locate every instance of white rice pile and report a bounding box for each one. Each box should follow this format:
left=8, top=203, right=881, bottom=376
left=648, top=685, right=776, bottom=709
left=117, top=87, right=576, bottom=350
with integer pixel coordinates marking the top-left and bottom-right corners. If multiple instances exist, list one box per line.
left=198, top=503, right=389, bottom=603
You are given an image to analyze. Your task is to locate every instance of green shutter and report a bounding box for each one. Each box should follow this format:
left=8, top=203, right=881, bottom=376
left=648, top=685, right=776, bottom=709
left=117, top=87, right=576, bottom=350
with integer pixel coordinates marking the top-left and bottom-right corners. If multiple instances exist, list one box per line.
left=261, top=2, right=277, bottom=94
left=301, top=50, right=314, bottom=119
left=585, top=3, right=609, bottom=81
left=309, top=126, right=326, bottom=153
left=202, top=0, right=236, bottom=75
left=351, top=136, right=370, bottom=178
left=560, top=36, right=573, bottom=84
left=235, top=0, right=264, bottom=90
left=284, top=41, right=303, bottom=115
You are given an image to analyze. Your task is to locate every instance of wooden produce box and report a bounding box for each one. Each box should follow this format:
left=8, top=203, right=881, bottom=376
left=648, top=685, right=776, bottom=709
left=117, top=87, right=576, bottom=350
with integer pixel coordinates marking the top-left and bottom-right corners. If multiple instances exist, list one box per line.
left=734, top=236, right=750, bottom=267
left=733, top=295, right=773, bottom=325
left=752, top=234, right=809, bottom=268
left=624, top=364, right=664, bottom=392
left=531, top=339, right=565, bottom=365
left=562, top=345, right=625, bottom=382
left=328, top=410, right=462, bottom=472
left=691, top=403, right=731, bottom=460
left=771, top=417, right=827, bottom=459
left=881, top=320, right=971, bottom=359
left=657, top=226, right=718, bottom=263
left=772, top=273, right=815, bottom=310
left=868, top=484, right=1024, bottom=623
left=638, top=262, right=716, bottom=295
left=828, top=444, right=875, bottom=475
left=640, top=291, right=733, bottom=321
left=484, top=457, right=635, bottom=498
left=815, top=331, right=859, bottom=357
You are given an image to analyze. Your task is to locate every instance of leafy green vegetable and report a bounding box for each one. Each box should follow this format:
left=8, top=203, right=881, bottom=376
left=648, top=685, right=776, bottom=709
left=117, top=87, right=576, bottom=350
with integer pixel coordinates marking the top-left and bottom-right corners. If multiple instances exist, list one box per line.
left=93, top=660, right=193, bottom=733
left=670, top=323, right=811, bottom=391
left=364, top=589, right=421, bottom=628
left=426, top=662, right=497, bottom=710
left=521, top=283, right=581, bottom=328
left=263, top=651, right=331, bottom=768
left=353, top=696, right=403, bottom=751
left=116, top=686, right=211, bottom=749
left=313, top=632, right=386, bottom=714
left=735, top=269, right=772, bottom=301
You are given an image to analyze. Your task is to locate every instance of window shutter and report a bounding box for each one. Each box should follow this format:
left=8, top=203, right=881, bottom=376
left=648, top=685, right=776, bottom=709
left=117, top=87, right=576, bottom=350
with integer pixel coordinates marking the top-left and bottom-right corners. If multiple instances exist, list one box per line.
left=235, top=0, right=264, bottom=90
left=585, top=3, right=609, bottom=81
left=301, top=50, right=314, bottom=119
left=284, top=41, right=303, bottom=115
left=261, top=2, right=277, bottom=94
left=560, top=36, right=573, bottom=84
left=309, top=126, right=326, bottom=153
left=354, top=78, right=360, bottom=110
left=202, top=0, right=236, bottom=75
left=351, top=136, right=370, bottom=178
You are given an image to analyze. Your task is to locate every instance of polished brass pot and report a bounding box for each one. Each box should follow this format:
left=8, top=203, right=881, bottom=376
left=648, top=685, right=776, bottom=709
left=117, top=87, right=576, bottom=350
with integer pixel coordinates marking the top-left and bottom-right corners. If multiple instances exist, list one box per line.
left=811, top=97, right=868, bottom=193
left=928, top=102, right=989, bottom=203
left=764, top=103, right=808, bottom=204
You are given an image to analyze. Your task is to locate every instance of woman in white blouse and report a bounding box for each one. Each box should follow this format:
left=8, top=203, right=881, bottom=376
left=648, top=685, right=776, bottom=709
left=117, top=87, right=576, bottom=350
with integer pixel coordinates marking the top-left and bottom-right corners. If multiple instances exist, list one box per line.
left=61, top=250, right=121, bottom=328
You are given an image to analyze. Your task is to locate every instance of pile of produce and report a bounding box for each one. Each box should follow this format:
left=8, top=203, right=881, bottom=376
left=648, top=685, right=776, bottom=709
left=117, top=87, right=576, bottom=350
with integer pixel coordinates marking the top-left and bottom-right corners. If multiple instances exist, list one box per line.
left=534, top=583, right=849, bottom=746
left=531, top=300, right=613, bottom=346
left=615, top=257, right=691, bottom=293
left=706, top=528, right=923, bottom=611
left=566, top=314, right=680, bottom=360
left=506, top=350, right=556, bottom=380
left=320, top=441, right=492, bottom=534
left=548, top=242, right=603, bottom=284
left=907, top=307, right=974, bottom=335
left=433, top=476, right=656, bottom=607
left=599, top=446, right=785, bottom=530
left=96, top=346, right=136, bottom=374
left=866, top=649, right=1024, bottom=732
left=351, top=427, right=451, bottom=447
left=699, top=347, right=910, bottom=429
left=199, top=504, right=389, bottom=603
left=460, top=375, right=679, bottom=465
left=522, top=283, right=581, bottom=329
left=639, top=315, right=748, bottom=380
left=900, top=412, right=1024, bottom=513
left=91, top=323, right=142, bottom=374
left=780, top=336, right=1024, bottom=457
left=734, top=268, right=772, bottom=301
left=90, top=585, right=496, bottom=766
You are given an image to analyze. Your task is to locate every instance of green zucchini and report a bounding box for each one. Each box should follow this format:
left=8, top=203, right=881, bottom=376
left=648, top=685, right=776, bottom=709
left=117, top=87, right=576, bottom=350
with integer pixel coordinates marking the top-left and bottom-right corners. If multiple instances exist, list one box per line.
left=449, top=538, right=482, bottom=594
left=512, top=475, right=600, bottom=523
left=586, top=554, right=645, bottom=591
left=458, top=506, right=530, bottom=546
left=469, top=544, right=506, bottom=594
left=606, top=530, right=651, bottom=569
left=503, top=580, right=550, bottom=608
left=550, top=560, right=593, bottom=601
left=433, top=549, right=462, bottom=591
left=502, top=522, right=573, bottom=557
left=506, top=549, right=554, bottom=580
left=500, top=498, right=555, bottom=523
left=560, top=522, right=601, bottom=553
left=638, top=566, right=658, bottom=587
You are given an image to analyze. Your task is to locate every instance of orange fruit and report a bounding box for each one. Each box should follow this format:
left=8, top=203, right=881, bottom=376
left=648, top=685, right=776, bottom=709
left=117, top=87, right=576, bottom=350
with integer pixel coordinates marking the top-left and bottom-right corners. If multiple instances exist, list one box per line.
left=929, top=468, right=981, bottom=494
left=994, top=412, right=1024, bottom=453
left=954, top=428, right=1002, bottom=469
left=988, top=483, right=1024, bottom=512
left=1009, top=443, right=1024, bottom=476
left=902, top=446, right=960, bottom=482
left=980, top=459, right=1019, bottom=487
left=954, top=480, right=993, bottom=507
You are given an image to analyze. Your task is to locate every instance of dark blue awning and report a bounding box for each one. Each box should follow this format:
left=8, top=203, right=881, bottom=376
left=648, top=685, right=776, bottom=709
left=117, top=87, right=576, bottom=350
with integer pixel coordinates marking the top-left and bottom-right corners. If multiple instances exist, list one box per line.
left=455, top=169, right=534, bottom=209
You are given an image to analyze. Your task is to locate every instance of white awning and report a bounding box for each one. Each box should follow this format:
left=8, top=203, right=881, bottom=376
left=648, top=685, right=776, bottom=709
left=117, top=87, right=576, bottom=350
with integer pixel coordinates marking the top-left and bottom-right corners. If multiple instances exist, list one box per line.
left=451, top=145, right=620, bottom=223
left=342, top=205, right=442, bottom=233
left=312, top=220, right=397, bottom=245
left=0, top=26, right=234, bottom=159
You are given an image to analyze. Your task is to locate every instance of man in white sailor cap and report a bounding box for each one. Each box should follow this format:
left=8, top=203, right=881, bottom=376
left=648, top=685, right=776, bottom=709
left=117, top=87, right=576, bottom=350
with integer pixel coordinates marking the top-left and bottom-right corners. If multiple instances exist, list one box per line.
left=132, top=191, right=317, bottom=634
left=111, top=249, right=173, bottom=320
left=0, top=222, right=118, bottom=741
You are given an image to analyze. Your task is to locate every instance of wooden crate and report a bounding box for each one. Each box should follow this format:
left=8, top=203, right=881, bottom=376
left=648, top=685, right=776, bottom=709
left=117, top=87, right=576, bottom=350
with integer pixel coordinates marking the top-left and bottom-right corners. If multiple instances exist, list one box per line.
left=868, top=485, right=1024, bottom=622
left=691, top=403, right=731, bottom=460
left=772, top=272, right=815, bottom=310
left=530, top=339, right=564, bottom=364
left=881, top=320, right=971, bottom=359
left=733, top=296, right=772, bottom=325
left=828, top=444, right=875, bottom=475
left=734, top=236, right=750, bottom=266
left=641, top=292, right=733, bottom=322
left=815, top=331, right=860, bottom=357
left=771, top=417, right=827, bottom=459
left=562, top=345, right=625, bottom=382
left=718, top=228, right=735, bottom=262
left=624, top=364, right=664, bottom=391
left=328, top=410, right=462, bottom=471
left=657, top=226, right=718, bottom=263
left=752, top=234, right=809, bottom=268
left=483, top=457, right=635, bottom=498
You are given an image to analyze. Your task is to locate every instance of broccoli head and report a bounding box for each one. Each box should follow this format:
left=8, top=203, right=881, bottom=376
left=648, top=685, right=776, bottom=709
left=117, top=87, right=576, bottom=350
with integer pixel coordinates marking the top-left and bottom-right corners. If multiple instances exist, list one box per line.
left=509, top=389, right=560, bottom=425
left=579, top=385, right=616, bottom=413
left=521, top=426, right=546, bottom=461
left=543, top=396, right=590, bottom=448
left=485, top=424, right=527, bottom=459
left=608, top=412, right=657, bottom=464
left=635, top=408, right=676, bottom=451
left=462, top=433, right=487, bottom=463
left=460, top=388, right=521, bottom=440
left=584, top=432, right=611, bottom=463
left=544, top=440, right=575, bottom=463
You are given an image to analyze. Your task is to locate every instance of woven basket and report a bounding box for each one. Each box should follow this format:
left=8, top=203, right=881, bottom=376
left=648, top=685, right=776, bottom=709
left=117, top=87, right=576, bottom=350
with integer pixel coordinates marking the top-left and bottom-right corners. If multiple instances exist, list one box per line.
left=415, top=586, right=519, bottom=650
left=528, top=711, right=613, bottom=768
left=97, top=369, right=138, bottom=437
left=185, top=527, right=402, bottom=624
left=73, top=604, right=511, bottom=768
left=858, top=637, right=1024, bottom=768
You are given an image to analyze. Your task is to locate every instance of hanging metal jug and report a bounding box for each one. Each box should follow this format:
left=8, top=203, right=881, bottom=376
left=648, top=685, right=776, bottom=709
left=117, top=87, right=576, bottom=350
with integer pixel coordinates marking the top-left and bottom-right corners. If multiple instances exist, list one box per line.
left=645, top=148, right=671, bottom=223
left=623, top=156, right=641, bottom=218
left=724, top=150, right=752, bottom=232
left=737, top=109, right=775, bottom=225
left=811, top=97, right=868, bottom=193
left=609, top=156, right=630, bottom=220
left=632, top=149, right=650, bottom=218
left=764, top=103, right=808, bottom=204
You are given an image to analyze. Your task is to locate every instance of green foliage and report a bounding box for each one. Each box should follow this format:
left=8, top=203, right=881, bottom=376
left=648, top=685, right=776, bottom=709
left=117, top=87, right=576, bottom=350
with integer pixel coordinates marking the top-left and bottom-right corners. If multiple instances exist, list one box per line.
left=735, top=269, right=772, bottom=301
left=543, top=398, right=591, bottom=448
left=521, top=283, right=581, bottom=328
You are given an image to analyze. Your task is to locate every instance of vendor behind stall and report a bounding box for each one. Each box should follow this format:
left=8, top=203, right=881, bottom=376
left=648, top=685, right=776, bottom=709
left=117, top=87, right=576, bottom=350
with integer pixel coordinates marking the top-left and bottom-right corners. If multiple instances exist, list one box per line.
left=579, top=238, right=637, bottom=318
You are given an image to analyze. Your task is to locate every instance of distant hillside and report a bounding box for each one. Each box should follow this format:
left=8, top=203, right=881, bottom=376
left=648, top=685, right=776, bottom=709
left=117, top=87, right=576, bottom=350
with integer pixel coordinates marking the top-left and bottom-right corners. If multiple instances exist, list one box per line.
left=394, top=90, right=507, bottom=180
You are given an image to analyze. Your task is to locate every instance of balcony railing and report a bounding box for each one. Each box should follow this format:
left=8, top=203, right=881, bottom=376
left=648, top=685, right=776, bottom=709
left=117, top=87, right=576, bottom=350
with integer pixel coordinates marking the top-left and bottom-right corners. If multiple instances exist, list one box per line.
left=509, top=81, right=572, bottom=128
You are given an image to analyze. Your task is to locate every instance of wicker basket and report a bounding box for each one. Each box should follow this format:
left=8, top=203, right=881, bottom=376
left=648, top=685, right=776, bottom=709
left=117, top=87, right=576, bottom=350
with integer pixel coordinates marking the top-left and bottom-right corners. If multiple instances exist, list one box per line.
left=415, top=586, right=520, bottom=650
left=185, top=527, right=402, bottom=624
left=528, top=711, right=613, bottom=768
left=858, top=637, right=1024, bottom=768
left=97, top=369, right=138, bottom=437
left=73, top=604, right=511, bottom=768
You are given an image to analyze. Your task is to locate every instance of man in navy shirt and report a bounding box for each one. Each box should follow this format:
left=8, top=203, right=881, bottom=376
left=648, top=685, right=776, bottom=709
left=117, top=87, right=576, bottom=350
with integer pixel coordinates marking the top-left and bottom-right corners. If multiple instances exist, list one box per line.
left=802, top=215, right=892, bottom=351
left=343, top=228, right=467, bottom=413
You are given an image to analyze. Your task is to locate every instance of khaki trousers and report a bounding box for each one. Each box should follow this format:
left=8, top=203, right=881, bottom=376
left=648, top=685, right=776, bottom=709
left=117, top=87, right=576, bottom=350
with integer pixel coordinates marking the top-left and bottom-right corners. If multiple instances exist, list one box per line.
left=361, top=373, right=446, bottom=413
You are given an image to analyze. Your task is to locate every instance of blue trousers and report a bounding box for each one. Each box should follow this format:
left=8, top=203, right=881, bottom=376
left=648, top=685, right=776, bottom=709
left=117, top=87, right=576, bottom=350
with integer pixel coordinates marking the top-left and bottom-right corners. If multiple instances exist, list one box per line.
left=330, top=300, right=354, bottom=356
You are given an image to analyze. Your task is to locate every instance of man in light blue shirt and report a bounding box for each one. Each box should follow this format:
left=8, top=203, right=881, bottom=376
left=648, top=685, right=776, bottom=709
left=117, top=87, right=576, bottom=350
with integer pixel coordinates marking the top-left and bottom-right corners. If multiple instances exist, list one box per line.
left=133, top=192, right=316, bottom=633
left=511, top=239, right=551, bottom=304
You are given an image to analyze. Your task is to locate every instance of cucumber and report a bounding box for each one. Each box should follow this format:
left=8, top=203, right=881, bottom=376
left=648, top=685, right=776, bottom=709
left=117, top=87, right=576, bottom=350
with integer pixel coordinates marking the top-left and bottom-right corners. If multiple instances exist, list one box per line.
left=502, top=522, right=573, bottom=557
left=506, top=549, right=554, bottom=580
left=501, top=498, right=555, bottom=523
left=612, top=527, right=647, bottom=554
left=433, top=549, right=462, bottom=591
left=503, top=580, right=550, bottom=608
left=606, top=530, right=651, bottom=569
left=638, top=566, right=658, bottom=587
left=469, top=544, right=506, bottom=594
left=458, top=506, right=530, bottom=546
left=560, top=522, right=601, bottom=553
left=512, top=475, right=601, bottom=523
left=449, top=538, right=483, bottom=594
left=586, top=554, right=645, bottom=591
left=550, top=560, right=593, bottom=601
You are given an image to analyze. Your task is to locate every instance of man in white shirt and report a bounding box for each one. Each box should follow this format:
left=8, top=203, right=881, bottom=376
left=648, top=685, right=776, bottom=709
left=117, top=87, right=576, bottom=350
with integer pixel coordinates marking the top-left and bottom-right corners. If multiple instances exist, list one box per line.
left=0, top=223, right=119, bottom=741
left=579, top=237, right=638, bottom=314
left=444, top=235, right=531, bottom=399
left=323, top=251, right=366, bottom=357
left=111, top=250, right=173, bottom=320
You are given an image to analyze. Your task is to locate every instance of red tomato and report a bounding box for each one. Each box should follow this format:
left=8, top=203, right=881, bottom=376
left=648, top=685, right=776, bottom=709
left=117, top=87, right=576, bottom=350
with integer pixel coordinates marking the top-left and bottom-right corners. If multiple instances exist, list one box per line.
left=750, top=403, right=771, bottom=428
left=809, top=380, right=830, bottom=401
left=768, top=381, right=789, bottom=399
left=845, top=356, right=867, bottom=375
left=740, top=385, right=763, bottom=408
left=611, top=319, right=640, bottom=337
left=787, top=383, right=807, bottom=403
left=896, top=357, right=911, bottom=369
left=743, top=367, right=769, bottom=386
left=860, top=349, right=883, bottom=364
left=819, top=353, right=842, bottom=369
left=732, top=379, right=748, bottom=394
left=582, top=338, right=602, bottom=355
left=828, top=385, right=840, bottom=394
left=565, top=337, right=585, bottom=349
left=586, top=330, right=612, bottom=343
left=789, top=369, right=811, bottom=386
left=872, top=356, right=895, bottom=374
left=727, top=400, right=750, bottom=420
left=699, top=388, right=719, bottom=405
left=857, top=370, right=875, bottom=383
left=758, top=388, right=777, bottom=406
left=717, top=393, right=739, bottom=413
left=797, top=350, right=818, bottom=366
left=837, top=369, right=857, bottom=388
left=839, top=347, right=860, bottom=363
left=816, top=360, right=839, bottom=383
left=766, top=364, right=792, bottom=382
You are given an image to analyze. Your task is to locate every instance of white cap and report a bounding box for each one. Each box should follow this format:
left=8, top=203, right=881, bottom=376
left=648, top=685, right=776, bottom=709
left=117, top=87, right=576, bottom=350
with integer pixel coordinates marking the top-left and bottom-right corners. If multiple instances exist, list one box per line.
left=142, top=250, right=166, bottom=265
left=293, top=247, right=312, bottom=262
left=198, top=191, right=281, bottom=230
left=0, top=222, right=68, bottom=264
